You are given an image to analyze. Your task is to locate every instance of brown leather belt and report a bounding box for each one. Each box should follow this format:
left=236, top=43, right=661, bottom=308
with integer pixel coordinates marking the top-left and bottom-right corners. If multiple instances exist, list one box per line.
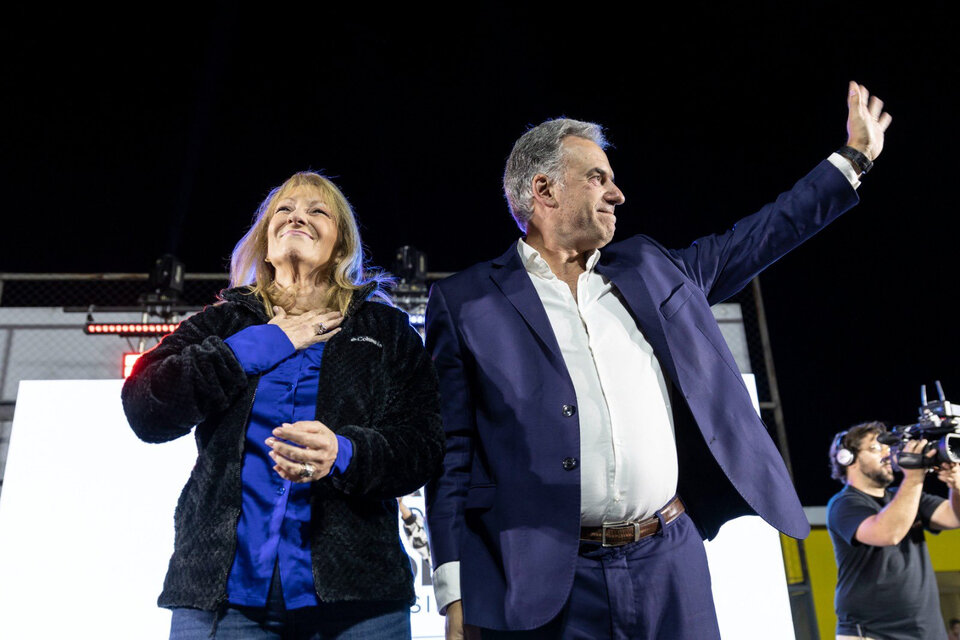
left=580, top=495, right=685, bottom=547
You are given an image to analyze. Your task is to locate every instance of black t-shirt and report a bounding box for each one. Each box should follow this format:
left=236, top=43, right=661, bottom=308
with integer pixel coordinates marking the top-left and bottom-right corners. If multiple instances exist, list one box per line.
left=826, top=484, right=946, bottom=640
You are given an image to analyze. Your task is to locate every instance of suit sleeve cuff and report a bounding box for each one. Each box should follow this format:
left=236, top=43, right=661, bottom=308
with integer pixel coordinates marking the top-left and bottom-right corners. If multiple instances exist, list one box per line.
left=224, top=324, right=296, bottom=374
left=330, top=435, right=353, bottom=476
left=827, top=152, right=861, bottom=190
left=433, top=561, right=461, bottom=615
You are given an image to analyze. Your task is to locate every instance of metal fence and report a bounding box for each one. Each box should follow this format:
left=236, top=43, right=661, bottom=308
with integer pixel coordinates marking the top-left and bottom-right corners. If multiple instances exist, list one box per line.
left=0, top=274, right=231, bottom=495
left=0, top=273, right=779, bottom=456
left=0, top=273, right=229, bottom=308
left=0, top=271, right=817, bottom=636
left=0, top=273, right=443, bottom=491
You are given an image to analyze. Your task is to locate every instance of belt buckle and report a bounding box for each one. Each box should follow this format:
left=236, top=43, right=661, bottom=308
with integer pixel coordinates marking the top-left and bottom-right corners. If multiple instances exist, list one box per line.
left=600, top=520, right=640, bottom=547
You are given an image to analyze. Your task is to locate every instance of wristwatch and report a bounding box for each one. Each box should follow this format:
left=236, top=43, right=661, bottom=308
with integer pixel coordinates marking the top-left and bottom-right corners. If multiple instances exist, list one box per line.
left=836, top=145, right=873, bottom=175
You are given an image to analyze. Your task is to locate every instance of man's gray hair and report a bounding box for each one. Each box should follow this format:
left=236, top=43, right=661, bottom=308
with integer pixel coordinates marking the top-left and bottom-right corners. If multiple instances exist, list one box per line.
left=503, top=118, right=608, bottom=232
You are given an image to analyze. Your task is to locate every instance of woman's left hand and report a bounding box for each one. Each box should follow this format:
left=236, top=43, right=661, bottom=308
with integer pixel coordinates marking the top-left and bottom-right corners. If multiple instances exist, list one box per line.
left=266, top=421, right=339, bottom=482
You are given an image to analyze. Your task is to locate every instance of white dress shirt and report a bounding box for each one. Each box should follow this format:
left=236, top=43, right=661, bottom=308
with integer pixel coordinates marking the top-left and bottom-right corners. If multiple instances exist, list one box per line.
left=517, top=240, right=678, bottom=525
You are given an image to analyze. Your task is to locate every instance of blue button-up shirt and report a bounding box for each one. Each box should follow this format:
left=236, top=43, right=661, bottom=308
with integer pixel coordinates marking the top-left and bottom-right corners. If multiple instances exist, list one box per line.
left=224, top=324, right=353, bottom=609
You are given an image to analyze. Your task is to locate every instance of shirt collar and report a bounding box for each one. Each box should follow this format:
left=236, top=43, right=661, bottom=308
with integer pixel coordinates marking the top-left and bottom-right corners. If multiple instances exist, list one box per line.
left=516, top=238, right=601, bottom=279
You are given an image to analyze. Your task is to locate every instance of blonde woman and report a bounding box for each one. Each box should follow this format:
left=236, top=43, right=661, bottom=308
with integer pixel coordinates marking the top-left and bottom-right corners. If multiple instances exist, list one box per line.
left=123, top=172, right=443, bottom=639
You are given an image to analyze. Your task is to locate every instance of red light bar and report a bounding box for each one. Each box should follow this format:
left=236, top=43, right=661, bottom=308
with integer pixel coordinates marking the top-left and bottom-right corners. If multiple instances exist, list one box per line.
left=85, top=322, right=180, bottom=336
left=123, top=352, right=142, bottom=378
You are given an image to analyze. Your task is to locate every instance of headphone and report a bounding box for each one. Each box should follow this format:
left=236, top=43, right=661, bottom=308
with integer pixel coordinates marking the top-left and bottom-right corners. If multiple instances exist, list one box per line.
left=833, top=430, right=855, bottom=466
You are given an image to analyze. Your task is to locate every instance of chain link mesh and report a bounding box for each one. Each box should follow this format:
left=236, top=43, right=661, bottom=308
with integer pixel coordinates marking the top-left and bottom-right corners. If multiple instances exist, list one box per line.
left=0, top=274, right=781, bottom=500
left=0, top=274, right=229, bottom=308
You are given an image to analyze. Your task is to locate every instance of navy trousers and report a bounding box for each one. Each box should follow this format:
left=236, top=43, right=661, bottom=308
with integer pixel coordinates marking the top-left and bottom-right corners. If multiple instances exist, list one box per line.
left=481, top=513, right=721, bottom=640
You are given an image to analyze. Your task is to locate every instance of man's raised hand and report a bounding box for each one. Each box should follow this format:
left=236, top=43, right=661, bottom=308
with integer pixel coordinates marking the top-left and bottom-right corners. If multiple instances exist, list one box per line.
left=846, top=81, right=893, bottom=162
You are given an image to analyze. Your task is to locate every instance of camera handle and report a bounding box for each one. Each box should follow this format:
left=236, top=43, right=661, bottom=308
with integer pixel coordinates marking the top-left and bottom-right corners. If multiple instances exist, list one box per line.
left=896, top=451, right=927, bottom=470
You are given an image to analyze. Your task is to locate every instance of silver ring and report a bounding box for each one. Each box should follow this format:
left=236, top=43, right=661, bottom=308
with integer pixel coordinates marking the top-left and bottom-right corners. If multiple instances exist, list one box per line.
left=315, top=322, right=327, bottom=335
left=300, top=462, right=315, bottom=479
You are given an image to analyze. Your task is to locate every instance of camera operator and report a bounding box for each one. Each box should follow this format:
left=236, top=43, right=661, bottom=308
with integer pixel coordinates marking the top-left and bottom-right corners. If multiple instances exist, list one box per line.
left=826, top=421, right=960, bottom=640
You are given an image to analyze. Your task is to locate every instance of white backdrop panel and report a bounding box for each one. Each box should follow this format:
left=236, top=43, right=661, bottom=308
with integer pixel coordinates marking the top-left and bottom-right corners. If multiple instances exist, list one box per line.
left=0, top=380, right=190, bottom=638
left=0, top=378, right=794, bottom=639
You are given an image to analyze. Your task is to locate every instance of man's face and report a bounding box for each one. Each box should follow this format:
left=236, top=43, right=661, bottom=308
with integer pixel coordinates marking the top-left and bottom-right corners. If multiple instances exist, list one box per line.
left=853, top=433, right=894, bottom=488
left=549, top=136, right=625, bottom=251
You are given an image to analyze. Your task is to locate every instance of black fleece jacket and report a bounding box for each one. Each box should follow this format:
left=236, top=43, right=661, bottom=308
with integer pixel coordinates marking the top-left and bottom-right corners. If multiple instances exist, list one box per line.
left=121, top=286, right=444, bottom=610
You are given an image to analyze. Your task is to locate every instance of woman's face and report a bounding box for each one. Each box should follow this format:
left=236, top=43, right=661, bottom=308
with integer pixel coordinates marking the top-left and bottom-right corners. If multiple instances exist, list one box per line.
left=265, top=185, right=339, bottom=279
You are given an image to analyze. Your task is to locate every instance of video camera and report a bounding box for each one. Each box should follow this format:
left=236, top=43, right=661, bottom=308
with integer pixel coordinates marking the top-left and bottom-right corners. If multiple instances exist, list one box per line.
left=878, top=381, right=960, bottom=469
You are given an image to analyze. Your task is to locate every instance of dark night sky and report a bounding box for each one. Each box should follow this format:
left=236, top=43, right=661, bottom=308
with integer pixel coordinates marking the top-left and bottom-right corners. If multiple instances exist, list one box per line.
left=2, top=4, right=957, bottom=505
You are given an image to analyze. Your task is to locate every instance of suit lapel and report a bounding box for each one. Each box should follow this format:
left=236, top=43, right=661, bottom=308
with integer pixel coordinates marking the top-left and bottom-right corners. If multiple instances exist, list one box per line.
left=489, top=244, right=566, bottom=368
left=488, top=243, right=681, bottom=383
left=595, top=257, right=679, bottom=384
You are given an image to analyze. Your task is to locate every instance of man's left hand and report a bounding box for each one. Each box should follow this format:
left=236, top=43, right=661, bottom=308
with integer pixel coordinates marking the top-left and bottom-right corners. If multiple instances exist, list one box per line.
left=846, top=80, right=893, bottom=162
left=938, top=462, right=960, bottom=491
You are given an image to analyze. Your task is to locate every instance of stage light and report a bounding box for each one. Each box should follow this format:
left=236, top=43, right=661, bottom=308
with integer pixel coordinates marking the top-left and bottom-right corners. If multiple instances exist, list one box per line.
left=122, top=352, right=142, bottom=378
left=85, top=322, right=180, bottom=336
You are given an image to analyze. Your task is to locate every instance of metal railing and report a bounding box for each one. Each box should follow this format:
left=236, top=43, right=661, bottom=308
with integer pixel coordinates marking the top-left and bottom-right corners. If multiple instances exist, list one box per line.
left=0, top=271, right=817, bottom=637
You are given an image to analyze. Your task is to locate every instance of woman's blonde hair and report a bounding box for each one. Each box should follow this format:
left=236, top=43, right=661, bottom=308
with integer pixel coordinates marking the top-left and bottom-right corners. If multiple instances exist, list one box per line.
left=229, top=171, right=387, bottom=316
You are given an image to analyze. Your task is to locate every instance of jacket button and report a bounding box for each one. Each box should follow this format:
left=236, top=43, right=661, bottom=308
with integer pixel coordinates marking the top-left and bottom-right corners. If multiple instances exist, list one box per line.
left=562, top=457, right=578, bottom=471
left=561, top=404, right=576, bottom=417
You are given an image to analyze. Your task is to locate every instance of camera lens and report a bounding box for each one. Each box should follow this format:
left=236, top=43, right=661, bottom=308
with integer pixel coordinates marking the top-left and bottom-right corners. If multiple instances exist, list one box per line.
left=942, top=434, right=960, bottom=464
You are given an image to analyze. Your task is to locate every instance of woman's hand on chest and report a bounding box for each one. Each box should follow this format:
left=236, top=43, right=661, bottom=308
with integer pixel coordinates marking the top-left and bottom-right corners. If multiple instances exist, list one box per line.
left=269, top=307, right=343, bottom=350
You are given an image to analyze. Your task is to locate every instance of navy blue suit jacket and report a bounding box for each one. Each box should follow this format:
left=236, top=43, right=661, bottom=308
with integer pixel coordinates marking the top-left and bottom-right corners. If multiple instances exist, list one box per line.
left=425, top=160, right=859, bottom=631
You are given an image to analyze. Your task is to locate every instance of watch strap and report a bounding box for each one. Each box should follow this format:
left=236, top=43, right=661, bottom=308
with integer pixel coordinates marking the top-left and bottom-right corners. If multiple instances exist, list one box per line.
left=837, top=145, right=873, bottom=175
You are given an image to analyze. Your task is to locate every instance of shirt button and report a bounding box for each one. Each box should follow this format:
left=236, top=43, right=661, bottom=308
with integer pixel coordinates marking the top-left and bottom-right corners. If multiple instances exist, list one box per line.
left=561, top=404, right=576, bottom=417
left=276, top=486, right=285, bottom=496
left=562, top=457, right=578, bottom=471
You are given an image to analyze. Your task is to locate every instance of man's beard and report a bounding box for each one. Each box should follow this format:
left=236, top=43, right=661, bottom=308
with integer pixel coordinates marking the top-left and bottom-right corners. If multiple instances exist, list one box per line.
left=863, top=464, right=894, bottom=488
